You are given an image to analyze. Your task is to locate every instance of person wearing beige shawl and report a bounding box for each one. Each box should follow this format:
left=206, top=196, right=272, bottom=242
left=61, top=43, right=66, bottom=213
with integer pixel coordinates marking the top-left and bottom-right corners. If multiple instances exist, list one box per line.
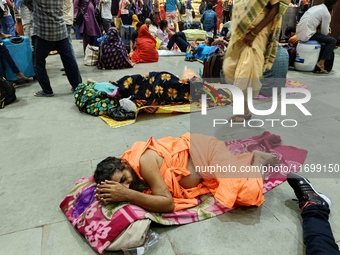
left=223, top=0, right=289, bottom=122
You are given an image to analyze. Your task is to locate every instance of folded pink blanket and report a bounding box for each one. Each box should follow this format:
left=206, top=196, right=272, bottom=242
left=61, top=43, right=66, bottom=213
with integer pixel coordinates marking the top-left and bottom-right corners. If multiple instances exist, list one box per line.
left=60, top=131, right=307, bottom=254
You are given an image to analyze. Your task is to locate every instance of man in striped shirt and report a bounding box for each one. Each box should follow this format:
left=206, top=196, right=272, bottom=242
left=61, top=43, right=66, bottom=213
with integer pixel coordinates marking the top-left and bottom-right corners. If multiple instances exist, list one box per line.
left=24, top=0, right=82, bottom=97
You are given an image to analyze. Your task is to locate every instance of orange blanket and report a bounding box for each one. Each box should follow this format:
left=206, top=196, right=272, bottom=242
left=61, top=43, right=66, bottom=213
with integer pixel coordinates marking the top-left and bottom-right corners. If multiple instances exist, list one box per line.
left=130, top=24, right=159, bottom=63
left=121, top=133, right=264, bottom=211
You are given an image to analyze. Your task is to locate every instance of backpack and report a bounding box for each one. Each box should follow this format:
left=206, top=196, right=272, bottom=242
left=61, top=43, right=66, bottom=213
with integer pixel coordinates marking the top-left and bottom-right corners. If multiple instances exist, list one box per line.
left=202, top=50, right=225, bottom=81
left=0, top=77, right=16, bottom=109
left=179, top=1, right=186, bottom=14
left=183, top=21, right=201, bottom=30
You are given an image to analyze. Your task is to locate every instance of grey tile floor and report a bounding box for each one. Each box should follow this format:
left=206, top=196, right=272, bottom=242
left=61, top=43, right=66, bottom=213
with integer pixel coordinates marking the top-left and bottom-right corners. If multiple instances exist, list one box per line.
left=0, top=40, right=339, bottom=255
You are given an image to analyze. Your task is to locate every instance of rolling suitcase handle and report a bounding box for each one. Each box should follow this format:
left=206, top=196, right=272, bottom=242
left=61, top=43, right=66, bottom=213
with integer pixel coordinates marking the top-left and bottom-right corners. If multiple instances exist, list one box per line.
left=9, top=37, right=24, bottom=44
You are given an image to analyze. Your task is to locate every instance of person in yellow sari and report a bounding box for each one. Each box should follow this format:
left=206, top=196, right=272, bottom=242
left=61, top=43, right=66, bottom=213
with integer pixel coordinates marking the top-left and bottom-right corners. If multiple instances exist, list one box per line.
left=223, top=0, right=290, bottom=121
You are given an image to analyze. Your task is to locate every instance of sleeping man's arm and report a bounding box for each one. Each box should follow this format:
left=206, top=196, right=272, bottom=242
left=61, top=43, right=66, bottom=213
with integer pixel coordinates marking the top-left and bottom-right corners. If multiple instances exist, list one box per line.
left=96, top=150, right=175, bottom=213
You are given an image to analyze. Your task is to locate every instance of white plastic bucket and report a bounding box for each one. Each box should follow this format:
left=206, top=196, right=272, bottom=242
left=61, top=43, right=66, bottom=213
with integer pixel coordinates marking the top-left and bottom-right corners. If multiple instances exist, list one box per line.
left=294, top=40, right=321, bottom=71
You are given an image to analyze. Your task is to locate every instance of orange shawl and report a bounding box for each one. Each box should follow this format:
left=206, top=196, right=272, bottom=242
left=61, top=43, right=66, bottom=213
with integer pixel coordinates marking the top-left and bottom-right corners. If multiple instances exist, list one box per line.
left=130, top=24, right=159, bottom=63
left=121, top=133, right=264, bottom=211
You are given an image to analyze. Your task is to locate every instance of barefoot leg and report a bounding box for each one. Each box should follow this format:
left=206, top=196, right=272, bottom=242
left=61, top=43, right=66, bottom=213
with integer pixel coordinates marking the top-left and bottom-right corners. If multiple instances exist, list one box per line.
left=16, top=72, right=29, bottom=81
left=252, top=150, right=278, bottom=180
left=316, top=60, right=328, bottom=73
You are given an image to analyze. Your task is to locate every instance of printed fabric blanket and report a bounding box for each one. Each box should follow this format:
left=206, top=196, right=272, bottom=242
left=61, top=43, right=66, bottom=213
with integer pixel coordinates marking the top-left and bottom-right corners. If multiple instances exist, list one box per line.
left=98, top=72, right=232, bottom=128
left=113, top=71, right=231, bottom=108
left=60, top=131, right=307, bottom=254
left=75, top=71, right=231, bottom=118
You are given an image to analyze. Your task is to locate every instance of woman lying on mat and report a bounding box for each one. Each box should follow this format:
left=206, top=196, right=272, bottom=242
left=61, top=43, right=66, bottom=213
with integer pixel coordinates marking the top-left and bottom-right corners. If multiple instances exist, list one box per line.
left=129, top=24, right=159, bottom=63
left=113, top=71, right=231, bottom=108
left=95, top=133, right=278, bottom=212
left=114, top=71, right=191, bottom=107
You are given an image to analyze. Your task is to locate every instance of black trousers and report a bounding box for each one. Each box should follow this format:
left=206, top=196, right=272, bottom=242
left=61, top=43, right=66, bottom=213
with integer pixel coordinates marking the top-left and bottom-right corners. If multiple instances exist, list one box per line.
left=302, top=205, right=340, bottom=255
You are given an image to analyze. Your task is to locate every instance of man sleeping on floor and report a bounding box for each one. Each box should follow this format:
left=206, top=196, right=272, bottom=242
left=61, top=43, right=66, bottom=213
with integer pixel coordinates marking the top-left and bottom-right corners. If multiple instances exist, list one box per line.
left=94, top=133, right=278, bottom=212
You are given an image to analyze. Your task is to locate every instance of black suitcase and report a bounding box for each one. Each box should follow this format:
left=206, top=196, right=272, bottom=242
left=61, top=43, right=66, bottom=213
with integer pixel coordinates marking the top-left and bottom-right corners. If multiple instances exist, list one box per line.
left=183, top=22, right=201, bottom=30
left=120, top=25, right=135, bottom=52
left=0, top=77, right=16, bottom=109
left=178, top=21, right=184, bottom=31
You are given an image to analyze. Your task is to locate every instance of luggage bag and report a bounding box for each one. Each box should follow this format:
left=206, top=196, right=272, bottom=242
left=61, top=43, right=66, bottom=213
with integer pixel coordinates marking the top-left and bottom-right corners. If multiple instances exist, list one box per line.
left=183, top=29, right=207, bottom=41
left=1, top=36, right=35, bottom=81
left=120, top=25, right=135, bottom=53
left=183, top=22, right=202, bottom=30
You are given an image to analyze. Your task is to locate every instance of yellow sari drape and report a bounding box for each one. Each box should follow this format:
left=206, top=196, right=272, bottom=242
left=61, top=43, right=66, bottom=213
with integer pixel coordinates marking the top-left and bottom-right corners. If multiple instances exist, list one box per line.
left=223, top=0, right=289, bottom=98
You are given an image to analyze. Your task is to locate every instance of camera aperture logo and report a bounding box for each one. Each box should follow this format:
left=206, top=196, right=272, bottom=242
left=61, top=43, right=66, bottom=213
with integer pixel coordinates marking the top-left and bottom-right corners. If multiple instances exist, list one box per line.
left=201, top=85, right=312, bottom=127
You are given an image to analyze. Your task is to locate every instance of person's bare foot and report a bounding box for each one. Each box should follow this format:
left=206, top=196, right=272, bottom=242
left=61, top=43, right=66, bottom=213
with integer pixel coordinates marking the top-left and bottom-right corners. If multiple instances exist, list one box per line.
left=15, top=72, right=29, bottom=81
left=0, top=33, right=11, bottom=39
left=253, top=150, right=278, bottom=166
left=316, top=62, right=328, bottom=73
left=0, top=32, right=10, bottom=39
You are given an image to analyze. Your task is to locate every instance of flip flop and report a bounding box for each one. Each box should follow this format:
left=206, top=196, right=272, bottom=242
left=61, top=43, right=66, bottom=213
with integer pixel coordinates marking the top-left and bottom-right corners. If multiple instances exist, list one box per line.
left=15, top=73, right=30, bottom=82
left=34, top=91, right=54, bottom=97
left=313, top=69, right=329, bottom=74
left=184, top=57, right=194, bottom=62
left=229, top=114, right=252, bottom=122
left=315, top=64, right=329, bottom=74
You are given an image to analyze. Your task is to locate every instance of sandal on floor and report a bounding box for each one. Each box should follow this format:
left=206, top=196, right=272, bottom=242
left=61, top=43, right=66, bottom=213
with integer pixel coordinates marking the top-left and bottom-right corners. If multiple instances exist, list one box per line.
left=34, top=91, right=54, bottom=97
left=229, top=114, right=252, bottom=122
left=185, top=57, right=195, bottom=62
left=315, top=64, right=329, bottom=74
left=15, top=72, right=30, bottom=82
left=313, top=69, right=329, bottom=74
